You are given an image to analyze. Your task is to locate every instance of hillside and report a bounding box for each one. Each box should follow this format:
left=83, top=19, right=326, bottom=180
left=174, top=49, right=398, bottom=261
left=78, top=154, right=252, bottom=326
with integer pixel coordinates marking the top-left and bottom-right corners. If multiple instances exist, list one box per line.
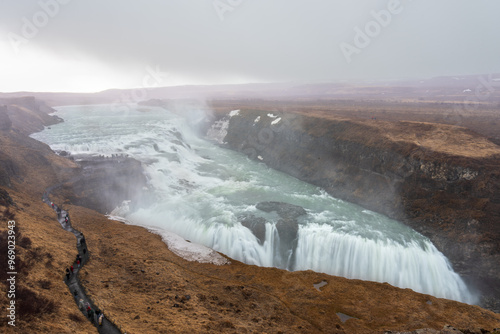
left=0, top=97, right=499, bottom=333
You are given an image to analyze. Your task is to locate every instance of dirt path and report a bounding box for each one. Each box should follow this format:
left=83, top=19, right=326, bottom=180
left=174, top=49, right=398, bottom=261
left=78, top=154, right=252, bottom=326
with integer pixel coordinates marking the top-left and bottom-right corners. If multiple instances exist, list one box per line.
left=42, top=187, right=122, bottom=334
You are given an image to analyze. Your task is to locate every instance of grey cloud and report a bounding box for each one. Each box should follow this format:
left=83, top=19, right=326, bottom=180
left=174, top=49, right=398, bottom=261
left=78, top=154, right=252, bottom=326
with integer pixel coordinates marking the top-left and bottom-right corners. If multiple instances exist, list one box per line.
left=1, top=0, right=500, bottom=90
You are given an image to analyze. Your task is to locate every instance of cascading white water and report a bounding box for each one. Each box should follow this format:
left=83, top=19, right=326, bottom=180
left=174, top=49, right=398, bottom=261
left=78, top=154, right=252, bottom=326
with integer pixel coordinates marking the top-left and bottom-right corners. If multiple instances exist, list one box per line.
left=31, top=104, right=476, bottom=304
left=294, top=223, right=471, bottom=302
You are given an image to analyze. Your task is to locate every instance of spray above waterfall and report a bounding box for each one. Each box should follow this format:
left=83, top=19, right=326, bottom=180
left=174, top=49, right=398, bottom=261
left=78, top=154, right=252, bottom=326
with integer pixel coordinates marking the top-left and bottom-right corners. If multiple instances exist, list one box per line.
left=31, top=104, right=477, bottom=304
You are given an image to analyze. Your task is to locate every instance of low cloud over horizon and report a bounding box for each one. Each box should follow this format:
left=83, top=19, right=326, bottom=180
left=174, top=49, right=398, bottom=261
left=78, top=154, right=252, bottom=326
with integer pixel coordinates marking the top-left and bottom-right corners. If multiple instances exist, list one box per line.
left=1, top=0, right=499, bottom=92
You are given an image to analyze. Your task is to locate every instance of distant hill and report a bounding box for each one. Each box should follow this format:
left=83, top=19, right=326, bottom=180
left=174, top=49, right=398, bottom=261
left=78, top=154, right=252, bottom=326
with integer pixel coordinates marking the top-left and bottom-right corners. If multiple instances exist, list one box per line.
left=1, top=74, right=499, bottom=107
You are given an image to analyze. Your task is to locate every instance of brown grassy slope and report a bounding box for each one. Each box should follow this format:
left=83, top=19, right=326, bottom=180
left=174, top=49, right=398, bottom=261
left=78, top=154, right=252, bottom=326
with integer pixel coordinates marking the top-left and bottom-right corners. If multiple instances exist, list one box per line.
left=3, top=187, right=500, bottom=334
left=208, top=99, right=500, bottom=147
left=0, top=97, right=97, bottom=332
left=0, top=126, right=95, bottom=333
left=0, top=96, right=62, bottom=135
left=67, top=203, right=500, bottom=334
left=0, top=199, right=96, bottom=334
left=0, top=132, right=77, bottom=189
left=287, top=113, right=500, bottom=159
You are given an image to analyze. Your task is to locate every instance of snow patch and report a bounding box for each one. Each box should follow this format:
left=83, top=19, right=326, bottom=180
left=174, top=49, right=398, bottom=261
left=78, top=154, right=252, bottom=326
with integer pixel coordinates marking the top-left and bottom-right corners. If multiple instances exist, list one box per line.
left=206, top=119, right=229, bottom=144
left=271, top=117, right=281, bottom=125
left=107, top=215, right=130, bottom=223
left=229, top=109, right=240, bottom=117
left=254, top=116, right=261, bottom=123
left=257, top=155, right=263, bottom=161
left=463, top=89, right=472, bottom=93
left=155, top=229, right=231, bottom=265
left=107, top=215, right=231, bottom=266
left=267, top=113, right=277, bottom=118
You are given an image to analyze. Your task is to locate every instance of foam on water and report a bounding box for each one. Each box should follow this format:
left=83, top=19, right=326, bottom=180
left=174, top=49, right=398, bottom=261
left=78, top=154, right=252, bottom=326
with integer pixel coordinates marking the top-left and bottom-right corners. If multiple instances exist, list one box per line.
left=295, top=223, right=471, bottom=302
left=32, top=104, right=476, bottom=303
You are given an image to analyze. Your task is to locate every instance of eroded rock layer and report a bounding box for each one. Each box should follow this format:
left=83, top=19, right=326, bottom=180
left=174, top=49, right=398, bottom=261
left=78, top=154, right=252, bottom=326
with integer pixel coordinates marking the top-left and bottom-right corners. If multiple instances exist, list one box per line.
left=215, top=109, right=500, bottom=311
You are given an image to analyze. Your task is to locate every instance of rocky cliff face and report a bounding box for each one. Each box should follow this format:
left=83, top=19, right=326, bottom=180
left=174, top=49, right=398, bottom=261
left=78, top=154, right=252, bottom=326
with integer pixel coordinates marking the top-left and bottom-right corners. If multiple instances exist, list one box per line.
left=56, top=154, right=149, bottom=214
left=210, top=109, right=500, bottom=310
left=0, top=97, right=66, bottom=188
left=0, top=96, right=148, bottom=213
left=0, top=96, right=63, bottom=135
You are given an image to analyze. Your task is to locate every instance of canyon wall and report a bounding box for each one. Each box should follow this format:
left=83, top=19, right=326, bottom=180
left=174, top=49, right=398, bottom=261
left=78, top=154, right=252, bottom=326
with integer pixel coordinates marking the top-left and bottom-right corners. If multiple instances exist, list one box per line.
left=0, top=97, right=148, bottom=213
left=0, top=97, right=66, bottom=188
left=209, top=109, right=500, bottom=310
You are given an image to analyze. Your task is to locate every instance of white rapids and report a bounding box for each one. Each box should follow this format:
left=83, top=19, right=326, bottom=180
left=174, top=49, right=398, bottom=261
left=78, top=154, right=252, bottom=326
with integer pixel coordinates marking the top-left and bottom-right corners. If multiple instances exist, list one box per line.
left=31, top=104, right=476, bottom=304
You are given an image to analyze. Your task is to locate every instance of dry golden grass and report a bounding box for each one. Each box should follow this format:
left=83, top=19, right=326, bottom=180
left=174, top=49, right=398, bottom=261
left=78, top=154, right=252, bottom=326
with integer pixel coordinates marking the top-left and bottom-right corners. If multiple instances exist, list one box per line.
left=3, top=189, right=500, bottom=333
left=61, top=204, right=500, bottom=334
left=0, top=197, right=95, bottom=334
left=209, top=99, right=500, bottom=159
left=377, top=120, right=500, bottom=158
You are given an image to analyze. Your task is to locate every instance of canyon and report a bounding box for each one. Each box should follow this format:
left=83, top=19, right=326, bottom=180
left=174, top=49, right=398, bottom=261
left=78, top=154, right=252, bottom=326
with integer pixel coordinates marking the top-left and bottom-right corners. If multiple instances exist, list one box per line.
left=206, top=102, right=500, bottom=312
left=1, top=91, right=500, bottom=333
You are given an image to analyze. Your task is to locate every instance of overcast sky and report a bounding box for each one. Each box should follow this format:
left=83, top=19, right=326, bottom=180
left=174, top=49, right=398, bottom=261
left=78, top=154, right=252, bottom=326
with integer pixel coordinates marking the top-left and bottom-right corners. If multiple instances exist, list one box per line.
left=1, top=0, right=499, bottom=92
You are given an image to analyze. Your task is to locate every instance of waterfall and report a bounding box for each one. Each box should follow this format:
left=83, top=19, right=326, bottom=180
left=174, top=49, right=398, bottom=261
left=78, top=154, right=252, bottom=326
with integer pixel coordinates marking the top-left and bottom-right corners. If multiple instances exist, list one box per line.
left=294, top=223, right=474, bottom=303
left=31, top=104, right=477, bottom=304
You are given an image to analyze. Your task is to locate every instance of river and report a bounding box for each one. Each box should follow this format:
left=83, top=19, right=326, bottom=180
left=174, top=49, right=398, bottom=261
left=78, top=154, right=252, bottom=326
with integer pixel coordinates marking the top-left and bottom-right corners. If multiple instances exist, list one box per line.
left=31, top=104, right=475, bottom=303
